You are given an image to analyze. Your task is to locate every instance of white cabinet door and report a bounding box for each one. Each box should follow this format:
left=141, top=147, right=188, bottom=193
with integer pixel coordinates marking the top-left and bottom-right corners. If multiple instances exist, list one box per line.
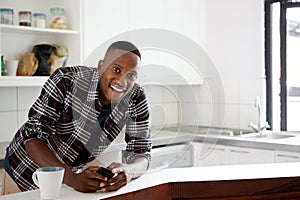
left=228, top=146, right=274, bottom=165
left=82, top=0, right=128, bottom=63
left=275, top=150, right=300, bottom=163
left=193, top=143, right=276, bottom=167
left=149, top=144, right=193, bottom=170
left=194, top=143, right=228, bottom=166
left=127, top=0, right=205, bottom=86
left=127, top=0, right=165, bottom=30
left=83, top=0, right=205, bottom=85
left=165, top=0, right=206, bottom=47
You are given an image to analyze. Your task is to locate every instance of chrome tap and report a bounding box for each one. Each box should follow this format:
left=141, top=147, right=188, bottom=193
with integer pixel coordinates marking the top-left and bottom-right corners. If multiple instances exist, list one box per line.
left=248, top=96, right=270, bottom=135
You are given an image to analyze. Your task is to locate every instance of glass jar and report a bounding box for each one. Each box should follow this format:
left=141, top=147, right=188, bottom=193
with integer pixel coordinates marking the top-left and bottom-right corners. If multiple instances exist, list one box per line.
left=50, top=7, right=66, bottom=29
left=0, top=8, right=14, bottom=25
left=33, top=13, right=46, bottom=28
left=19, top=11, right=32, bottom=26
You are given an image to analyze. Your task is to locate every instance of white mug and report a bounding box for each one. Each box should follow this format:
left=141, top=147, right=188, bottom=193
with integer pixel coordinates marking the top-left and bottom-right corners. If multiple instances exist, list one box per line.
left=32, top=166, right=65, bottom=200
left=5, top=60, right=19, bottom=76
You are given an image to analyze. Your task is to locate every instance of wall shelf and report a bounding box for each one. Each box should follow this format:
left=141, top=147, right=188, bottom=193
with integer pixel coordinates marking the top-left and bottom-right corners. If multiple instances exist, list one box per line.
left=0, top=24, right=79, bottom=35
left=0, top=76, right=48, bottom=87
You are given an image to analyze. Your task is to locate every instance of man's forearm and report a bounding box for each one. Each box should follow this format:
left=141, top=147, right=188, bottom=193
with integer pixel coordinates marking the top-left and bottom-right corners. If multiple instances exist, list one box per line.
left=25, top=139, right=63, bottom=167
left=25, top=139, right=74, bottom=186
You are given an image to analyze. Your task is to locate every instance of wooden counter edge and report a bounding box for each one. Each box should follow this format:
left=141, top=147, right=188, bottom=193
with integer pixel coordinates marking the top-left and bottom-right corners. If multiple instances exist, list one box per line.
left=103, top=176, right=300, bottom=200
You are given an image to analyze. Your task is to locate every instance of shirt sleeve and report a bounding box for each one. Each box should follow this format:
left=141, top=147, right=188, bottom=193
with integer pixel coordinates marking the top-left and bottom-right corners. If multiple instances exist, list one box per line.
left=20, top=68, right=67, bottom=144
left=124, top=86, right=152, bottom=165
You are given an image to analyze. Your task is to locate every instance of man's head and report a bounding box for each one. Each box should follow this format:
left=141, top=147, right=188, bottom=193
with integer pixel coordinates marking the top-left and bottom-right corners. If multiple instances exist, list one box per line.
left=98, top=41, right=141, bottom=105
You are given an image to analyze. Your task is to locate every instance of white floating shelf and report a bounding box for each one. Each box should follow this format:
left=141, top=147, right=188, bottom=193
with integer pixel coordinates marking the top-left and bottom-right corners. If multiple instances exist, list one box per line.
left=0, top=24, right=78, bottom=35
left=0, top=76, right=48, bottom=87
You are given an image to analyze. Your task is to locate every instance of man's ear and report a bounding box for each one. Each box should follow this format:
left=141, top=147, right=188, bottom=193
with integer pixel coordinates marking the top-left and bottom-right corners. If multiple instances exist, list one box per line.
left=98, top=60, right=103, bottom=72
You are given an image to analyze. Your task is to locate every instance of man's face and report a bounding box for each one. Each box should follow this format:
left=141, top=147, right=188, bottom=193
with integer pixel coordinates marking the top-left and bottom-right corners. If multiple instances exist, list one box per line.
left=98, top=49, right=140, bottom=105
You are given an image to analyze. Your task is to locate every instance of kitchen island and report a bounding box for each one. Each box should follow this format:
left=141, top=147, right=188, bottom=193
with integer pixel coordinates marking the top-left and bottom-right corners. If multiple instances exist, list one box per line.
left=1, top=128, right=300, bottom=199
left=1, top=162, right=300, bottom=200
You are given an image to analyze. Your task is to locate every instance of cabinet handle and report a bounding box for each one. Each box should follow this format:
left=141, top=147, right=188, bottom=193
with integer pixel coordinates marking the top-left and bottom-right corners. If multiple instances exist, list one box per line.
left=277, top=154, right=299, bottom=159
left=230, top=149, right=249, bottom=154
left=208, top=147, right=226, bottom=151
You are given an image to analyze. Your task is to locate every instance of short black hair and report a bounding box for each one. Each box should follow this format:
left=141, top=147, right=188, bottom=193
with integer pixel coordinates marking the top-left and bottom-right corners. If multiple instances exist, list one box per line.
left=106, top=41, right=141, bottom=59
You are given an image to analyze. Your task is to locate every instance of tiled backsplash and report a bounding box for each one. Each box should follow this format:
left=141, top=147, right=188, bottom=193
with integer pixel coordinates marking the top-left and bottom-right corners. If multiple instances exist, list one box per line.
left=143, top=85, right=179, bottom=129
left=177, top=77, right=266, bottom=130
left=0, top=86, right=42, bottom=142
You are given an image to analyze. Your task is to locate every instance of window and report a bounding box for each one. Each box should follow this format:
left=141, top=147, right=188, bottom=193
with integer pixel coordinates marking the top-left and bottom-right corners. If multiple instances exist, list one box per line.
left=265, top=0, right=300, bottom=131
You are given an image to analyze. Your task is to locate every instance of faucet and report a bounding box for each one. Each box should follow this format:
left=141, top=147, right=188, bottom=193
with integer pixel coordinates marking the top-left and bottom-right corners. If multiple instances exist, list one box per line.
left=248, top=96, right=270, bottom=135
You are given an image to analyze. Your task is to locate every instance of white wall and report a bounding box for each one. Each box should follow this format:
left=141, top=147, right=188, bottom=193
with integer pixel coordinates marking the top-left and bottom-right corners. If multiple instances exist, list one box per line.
left=179, top=0, right=266, bottom=130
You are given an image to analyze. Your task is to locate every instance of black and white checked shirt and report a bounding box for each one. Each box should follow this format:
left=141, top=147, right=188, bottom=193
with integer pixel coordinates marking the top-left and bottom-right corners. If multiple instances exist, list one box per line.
left=6, top=66, right=152, bottom=191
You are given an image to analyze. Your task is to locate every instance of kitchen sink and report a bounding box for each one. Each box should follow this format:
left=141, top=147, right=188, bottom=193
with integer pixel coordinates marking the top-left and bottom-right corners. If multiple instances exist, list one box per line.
left=240, top=132, right=296, bottom=139
left=162, top=126, right=299, bottom=140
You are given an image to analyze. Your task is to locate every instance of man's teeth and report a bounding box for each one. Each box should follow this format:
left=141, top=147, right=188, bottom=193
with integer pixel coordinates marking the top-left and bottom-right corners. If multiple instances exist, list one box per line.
left=111, top=85, right=125, bottom=93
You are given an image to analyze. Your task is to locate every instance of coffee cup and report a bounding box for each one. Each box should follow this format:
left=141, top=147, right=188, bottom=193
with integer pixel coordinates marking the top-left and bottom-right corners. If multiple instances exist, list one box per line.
left=5, top=60, right=19, bottom=76
left=32, top=166, right=65, bottom=200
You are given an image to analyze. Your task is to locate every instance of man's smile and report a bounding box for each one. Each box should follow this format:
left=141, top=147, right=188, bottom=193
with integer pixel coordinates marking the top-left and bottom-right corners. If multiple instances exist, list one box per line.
left=110, top=84, right=126, bottom=93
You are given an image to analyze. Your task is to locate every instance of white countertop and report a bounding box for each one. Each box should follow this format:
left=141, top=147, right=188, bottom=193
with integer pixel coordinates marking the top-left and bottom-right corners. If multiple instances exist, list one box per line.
left=1, top=128, right=300, bottom=199
left=150, top=129, right=300, bottom=152
left=2, top=162, right=300, bottom=200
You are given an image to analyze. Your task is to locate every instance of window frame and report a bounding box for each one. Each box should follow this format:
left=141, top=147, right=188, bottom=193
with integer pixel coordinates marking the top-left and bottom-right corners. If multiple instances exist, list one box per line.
left=265, top=0, right=300, bottom=131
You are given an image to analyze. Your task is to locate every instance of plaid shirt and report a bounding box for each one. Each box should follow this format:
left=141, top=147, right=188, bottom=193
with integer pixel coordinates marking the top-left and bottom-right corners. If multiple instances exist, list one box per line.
left=6, top=66, right=152, bottom=191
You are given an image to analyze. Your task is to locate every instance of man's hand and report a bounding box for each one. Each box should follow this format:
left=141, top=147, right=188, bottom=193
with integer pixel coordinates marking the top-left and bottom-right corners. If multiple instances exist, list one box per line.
left=69, top=166, right=108, bottom=193
left=99, top=156, right=149, bottom=192
left=98, top=162, right=129, bottom=192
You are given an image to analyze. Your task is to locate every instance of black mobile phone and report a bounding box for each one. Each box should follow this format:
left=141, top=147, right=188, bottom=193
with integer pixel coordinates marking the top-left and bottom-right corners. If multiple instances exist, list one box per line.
left=96, top=167, right=114, bottom=179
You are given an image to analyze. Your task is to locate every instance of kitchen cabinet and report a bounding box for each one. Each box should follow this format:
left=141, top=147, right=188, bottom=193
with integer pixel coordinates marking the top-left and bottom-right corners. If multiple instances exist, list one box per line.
left=228, top=146, right=274, bottom=165
left=275, top=150, right=300, bottom=163
left=0, top=0, right=82, bottom=86
left=194, top=143, right=228, bottom=166
left=193, top=143, right=275, bottom=166
left=82, top=0, right=205, bottom=86
left=149, top=143, right=193, bottom=170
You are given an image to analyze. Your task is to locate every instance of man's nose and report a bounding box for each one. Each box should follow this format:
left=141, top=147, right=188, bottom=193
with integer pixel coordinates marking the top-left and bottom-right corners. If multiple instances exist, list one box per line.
left=117, top=74, right=127, bottom=87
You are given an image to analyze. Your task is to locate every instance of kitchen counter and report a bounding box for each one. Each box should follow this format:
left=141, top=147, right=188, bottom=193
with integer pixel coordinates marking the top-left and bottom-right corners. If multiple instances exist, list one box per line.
left=150, top=127, right=300, bottom=152
left=2, top=128, right=300, bottom=199
left=2, top=162, right=300, bottom=199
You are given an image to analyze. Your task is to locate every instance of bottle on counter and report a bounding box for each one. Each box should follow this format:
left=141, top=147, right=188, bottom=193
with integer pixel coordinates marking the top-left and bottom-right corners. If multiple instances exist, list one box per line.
left=33, top=13, right=46, bottom=28
left=1, top=56, right=6, bottom=76
left=0, top=8, right=14, bottom=25
left=18, top=11, right=32, bottom=26
left=50, top=7, right=67, bottom=29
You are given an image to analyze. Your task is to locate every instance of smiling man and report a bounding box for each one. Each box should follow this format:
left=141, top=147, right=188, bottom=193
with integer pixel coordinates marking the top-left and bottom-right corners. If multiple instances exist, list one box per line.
left=2, top=41, right=152, bottom=194
left=98, top=46, right=139, bottom=105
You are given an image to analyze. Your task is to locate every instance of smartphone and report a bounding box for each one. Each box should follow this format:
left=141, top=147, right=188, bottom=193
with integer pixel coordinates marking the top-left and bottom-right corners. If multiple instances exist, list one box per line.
left=96, top=167, right=114, bottom=179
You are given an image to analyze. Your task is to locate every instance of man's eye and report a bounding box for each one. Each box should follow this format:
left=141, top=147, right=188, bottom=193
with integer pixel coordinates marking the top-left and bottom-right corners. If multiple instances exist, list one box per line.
left=113, top=67, right=121, bottom=73
left=127, top=73, right=137, bottom=80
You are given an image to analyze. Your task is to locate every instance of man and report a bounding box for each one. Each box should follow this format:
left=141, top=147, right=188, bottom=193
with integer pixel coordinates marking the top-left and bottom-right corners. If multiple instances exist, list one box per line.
left=2, top=41, right=152, bottom=194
